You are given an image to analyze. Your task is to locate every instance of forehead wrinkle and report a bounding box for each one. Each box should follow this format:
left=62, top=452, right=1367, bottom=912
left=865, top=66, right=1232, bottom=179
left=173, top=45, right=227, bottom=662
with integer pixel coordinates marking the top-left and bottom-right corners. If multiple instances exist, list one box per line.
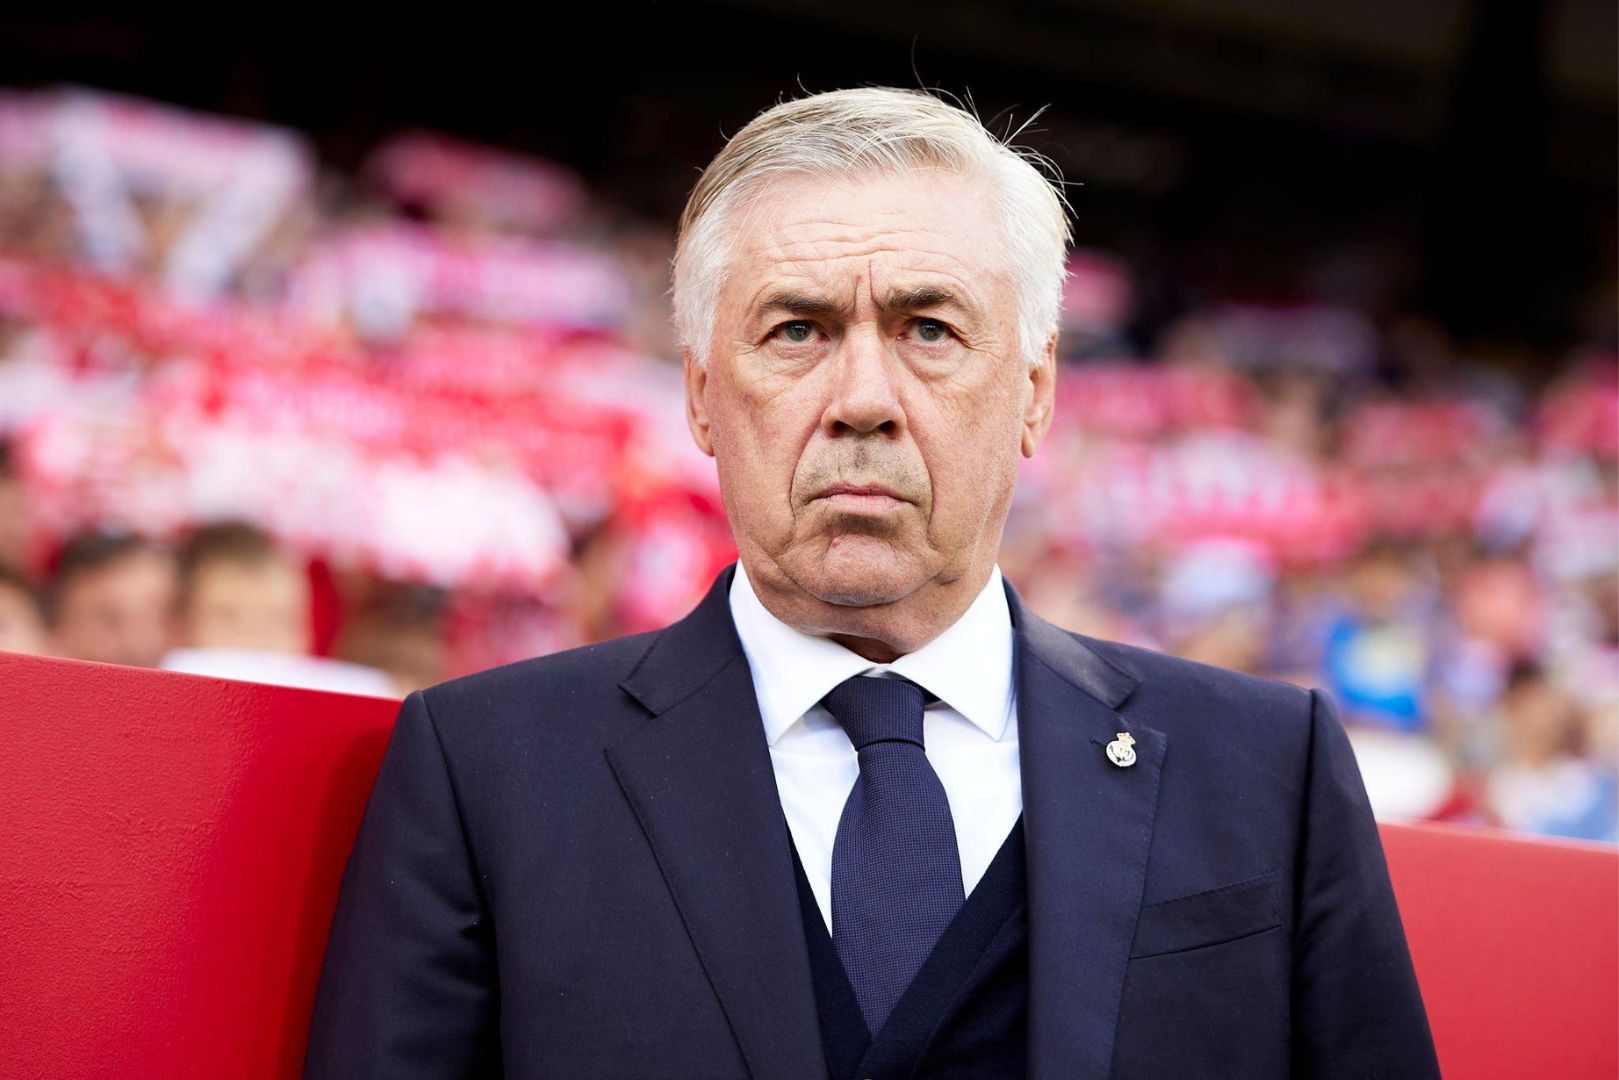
left=736, top=262, right=851, bottom=324
left=743, top=262, right=989, bottom=327
left=765, top=226, right=970, bottom=268
left=750, top=198, right=983, bottom=257
left=749, top=240, right=989, bottom=295
left=736, top=258, right=1001, bottom=337
left=867, top=259, right=995, bottom=323
left=726, top=192, right=1013, bottom=330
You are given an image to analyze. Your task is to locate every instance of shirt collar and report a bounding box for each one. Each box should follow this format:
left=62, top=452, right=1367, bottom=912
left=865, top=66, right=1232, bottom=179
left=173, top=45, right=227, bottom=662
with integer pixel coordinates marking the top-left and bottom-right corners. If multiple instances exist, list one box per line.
left=729, top=561, right=1015, bottom=746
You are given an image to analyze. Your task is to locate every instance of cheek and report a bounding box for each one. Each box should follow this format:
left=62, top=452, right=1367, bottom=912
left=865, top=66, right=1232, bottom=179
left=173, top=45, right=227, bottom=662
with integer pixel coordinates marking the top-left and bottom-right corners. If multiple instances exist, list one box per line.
left=708, top=388, right=815, bottom=530
left=718, top=378, right=819, bottom=471
left=917, top=389, right=1024, bottom=499
left=910, top=439, right=1016, bottom=553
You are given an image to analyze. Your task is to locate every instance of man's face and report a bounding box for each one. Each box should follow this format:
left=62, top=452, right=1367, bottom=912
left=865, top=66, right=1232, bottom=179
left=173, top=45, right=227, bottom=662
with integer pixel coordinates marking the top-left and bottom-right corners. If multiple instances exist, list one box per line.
left=183, top=557, right=312, bottom=654
left=51, top=549, right=177, bottom=668
left=686, top=170, right=1055, bottom=637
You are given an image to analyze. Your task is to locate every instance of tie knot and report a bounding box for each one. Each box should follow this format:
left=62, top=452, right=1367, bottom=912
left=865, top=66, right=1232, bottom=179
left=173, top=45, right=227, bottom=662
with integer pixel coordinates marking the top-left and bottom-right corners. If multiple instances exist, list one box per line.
left=821, top=674, right=927, bottom=751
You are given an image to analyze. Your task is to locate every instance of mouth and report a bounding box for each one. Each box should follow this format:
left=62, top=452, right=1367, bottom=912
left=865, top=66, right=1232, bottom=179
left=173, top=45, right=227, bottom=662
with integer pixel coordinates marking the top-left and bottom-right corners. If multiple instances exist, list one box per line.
left=813, top=482, right=910, bottom=513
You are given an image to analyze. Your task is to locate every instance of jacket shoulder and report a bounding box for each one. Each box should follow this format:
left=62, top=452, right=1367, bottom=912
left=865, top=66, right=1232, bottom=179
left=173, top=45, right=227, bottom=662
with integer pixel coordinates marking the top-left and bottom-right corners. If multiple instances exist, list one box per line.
left=1077, top=632, right=1316, bottom=731
left=1073, top=634, right=1324, bottom=845
left=418, top=629, right=660, bottom=726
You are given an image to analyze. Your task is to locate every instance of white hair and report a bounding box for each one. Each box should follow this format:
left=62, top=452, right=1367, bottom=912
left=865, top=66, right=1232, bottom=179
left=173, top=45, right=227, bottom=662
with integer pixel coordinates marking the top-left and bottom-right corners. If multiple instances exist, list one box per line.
left=672, top=87, right=1072, bottom=368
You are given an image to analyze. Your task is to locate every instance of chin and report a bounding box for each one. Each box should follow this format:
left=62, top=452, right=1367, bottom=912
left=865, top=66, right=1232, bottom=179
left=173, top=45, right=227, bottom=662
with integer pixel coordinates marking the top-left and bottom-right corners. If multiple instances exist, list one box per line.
left=795, top=539, right=926, bottom=608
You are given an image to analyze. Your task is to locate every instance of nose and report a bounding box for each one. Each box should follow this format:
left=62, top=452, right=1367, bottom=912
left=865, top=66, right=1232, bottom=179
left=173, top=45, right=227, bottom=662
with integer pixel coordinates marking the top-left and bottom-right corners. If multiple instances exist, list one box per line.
left=821, top=326, right=904, bottom=439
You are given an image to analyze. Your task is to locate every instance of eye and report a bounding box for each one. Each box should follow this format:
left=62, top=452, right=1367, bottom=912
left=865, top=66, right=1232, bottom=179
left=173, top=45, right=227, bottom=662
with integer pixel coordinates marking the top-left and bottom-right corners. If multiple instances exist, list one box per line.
left=913, top=318, right=952, bottom=343
left=774, top=320, right=815, bottom=343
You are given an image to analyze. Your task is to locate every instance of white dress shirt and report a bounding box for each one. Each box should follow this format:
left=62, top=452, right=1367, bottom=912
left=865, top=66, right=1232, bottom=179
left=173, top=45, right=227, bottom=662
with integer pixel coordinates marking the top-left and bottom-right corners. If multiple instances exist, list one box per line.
left=728, top=562, right=1023, bottom=932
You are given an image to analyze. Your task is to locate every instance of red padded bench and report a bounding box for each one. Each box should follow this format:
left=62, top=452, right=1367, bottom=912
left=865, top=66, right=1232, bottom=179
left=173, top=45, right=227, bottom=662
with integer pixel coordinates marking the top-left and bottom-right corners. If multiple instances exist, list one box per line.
left=2, top=653, right=1615, bottom=1078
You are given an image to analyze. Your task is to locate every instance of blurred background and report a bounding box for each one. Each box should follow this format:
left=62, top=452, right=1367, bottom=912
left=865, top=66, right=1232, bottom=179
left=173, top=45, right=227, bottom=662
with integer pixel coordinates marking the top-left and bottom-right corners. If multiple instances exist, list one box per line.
left=0, top=2, right=1613, bottom=841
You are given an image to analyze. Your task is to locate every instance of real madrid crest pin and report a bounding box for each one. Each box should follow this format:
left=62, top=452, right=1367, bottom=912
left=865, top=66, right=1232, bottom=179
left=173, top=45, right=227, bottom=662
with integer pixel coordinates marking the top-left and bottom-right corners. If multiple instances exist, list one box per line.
left=1106, top=732, right=1137, bottom=768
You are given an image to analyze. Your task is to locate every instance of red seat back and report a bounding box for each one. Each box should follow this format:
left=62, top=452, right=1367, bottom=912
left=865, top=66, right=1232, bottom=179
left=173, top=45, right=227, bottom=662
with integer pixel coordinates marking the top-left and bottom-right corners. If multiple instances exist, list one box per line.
left=0, top=653, right=397, bottom=1079
left=1380, top=818, right=1618, bottom=1079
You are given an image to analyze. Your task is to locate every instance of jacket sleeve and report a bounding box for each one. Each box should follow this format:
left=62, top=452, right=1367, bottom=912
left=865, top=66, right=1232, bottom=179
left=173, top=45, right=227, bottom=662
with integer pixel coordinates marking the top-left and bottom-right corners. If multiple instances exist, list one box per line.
left=1291, top=688, right=1443, bottom=1079
left=303, top=690, right=501, bottom=1079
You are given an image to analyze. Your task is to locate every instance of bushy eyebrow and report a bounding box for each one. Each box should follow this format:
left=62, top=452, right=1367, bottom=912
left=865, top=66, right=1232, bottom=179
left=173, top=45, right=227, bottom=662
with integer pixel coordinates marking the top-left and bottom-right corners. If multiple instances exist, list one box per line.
left=750, top=284, right=979, bottom=321
left=753, top=290, right=842, bottom=318
left=881, top=285, right=969, bottom=315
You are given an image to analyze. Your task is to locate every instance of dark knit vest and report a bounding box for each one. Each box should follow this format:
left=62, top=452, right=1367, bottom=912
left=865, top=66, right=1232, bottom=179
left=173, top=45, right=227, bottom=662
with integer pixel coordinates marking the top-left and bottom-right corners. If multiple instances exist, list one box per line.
left=786, top=816, right=1029, bottom=1079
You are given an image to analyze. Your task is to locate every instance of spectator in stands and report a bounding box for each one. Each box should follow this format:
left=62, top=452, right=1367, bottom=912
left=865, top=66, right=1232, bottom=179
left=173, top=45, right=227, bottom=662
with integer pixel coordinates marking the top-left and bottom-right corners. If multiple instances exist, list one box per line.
left=1487, top=660, right=1619, bottom=842
left=0, top=562, right=47, bottom=655
left=1322, top=538, right=1437, bottom=732
left=45, top=530, right=177, bottom=668
left=161, top=521, right=396, bottom=696
left=174, top=521, right=312, bottom=655
left=334, top=582, right=448, bottom=696
left=1157, top=538, right=1275, bottom=675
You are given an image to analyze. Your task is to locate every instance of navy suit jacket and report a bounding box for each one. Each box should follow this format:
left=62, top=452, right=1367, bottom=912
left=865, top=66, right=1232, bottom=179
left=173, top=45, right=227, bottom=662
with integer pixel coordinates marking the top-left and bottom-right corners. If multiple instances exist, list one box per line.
left=304, top=566, right=1441, bottom=1078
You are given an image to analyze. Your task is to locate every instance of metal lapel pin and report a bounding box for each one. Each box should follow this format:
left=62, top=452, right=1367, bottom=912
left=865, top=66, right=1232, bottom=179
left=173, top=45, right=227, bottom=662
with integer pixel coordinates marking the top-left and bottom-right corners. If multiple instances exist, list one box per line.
left=1106, top=731, right=1137, bottom=768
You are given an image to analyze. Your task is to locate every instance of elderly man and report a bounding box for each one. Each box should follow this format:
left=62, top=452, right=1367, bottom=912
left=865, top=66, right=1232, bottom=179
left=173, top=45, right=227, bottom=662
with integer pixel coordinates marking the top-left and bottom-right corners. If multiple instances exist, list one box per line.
left=305, top=88, right=1440, bottom=1079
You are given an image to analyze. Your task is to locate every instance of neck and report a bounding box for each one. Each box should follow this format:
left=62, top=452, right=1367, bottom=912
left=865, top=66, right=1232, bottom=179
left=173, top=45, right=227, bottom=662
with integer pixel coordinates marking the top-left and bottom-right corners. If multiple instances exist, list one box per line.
left=742, top=559, right=995, bottom=660
left=827, top=632, right=907, bottom=664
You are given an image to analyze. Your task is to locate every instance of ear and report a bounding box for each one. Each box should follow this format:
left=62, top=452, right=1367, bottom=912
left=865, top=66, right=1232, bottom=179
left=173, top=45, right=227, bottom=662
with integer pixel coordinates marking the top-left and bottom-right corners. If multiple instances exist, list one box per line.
left=684, top=346, right=716, bottom=457
left=1020, top=331, right=1059, bottom=457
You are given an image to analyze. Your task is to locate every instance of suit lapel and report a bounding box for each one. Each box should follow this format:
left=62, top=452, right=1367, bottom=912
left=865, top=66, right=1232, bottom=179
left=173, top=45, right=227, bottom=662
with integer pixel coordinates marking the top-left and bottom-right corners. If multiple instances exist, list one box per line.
left=607, top=568, right=828, bottom=1080
left=1008, top=581, right=1167, bottom=1080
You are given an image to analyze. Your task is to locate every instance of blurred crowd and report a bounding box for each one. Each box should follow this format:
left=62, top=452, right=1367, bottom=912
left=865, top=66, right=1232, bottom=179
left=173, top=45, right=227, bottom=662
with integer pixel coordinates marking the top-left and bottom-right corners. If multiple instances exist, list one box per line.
left=0, top=86, right=1614, bottom=843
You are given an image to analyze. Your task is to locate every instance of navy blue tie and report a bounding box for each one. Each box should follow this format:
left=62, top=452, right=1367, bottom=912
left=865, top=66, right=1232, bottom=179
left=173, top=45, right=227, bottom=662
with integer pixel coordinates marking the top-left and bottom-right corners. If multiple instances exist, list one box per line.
left=823, top=674, right=965, bottom=1034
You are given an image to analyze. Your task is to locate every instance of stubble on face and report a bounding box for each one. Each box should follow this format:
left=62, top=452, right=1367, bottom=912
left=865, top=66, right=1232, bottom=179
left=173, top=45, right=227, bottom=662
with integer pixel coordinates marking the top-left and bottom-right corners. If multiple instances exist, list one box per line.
left=774, top=414, right=936, bottom=597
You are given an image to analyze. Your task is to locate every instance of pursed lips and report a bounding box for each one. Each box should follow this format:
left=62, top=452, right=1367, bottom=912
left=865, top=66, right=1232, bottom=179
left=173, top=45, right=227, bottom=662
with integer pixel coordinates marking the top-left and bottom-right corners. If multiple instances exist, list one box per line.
left=813, top=482, right=911, bottom=510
